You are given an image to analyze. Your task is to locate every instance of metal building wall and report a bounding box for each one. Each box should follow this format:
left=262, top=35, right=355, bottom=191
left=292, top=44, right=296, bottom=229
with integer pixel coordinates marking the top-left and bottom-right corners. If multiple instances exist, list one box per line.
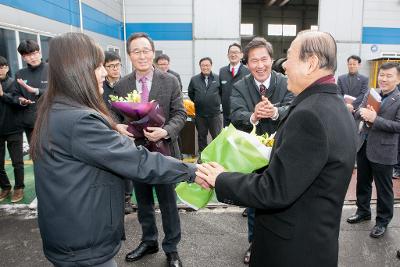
left=319, top=0, right=400, bottom=78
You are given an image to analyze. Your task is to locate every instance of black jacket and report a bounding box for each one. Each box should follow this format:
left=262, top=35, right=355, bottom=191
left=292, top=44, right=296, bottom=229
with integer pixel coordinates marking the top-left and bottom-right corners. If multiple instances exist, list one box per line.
left=34, top=98, right=196, bottom=267
left=13, top=62, right=48, bottom=128
left=230, top=71, right=293, bottom=135
left=216, top=83, right=357, bottom=267
left=167, top=69, right=182, bottom=90
left=219, top=64, right=250, bottom=119
left=188, top=72, right=221, bottom=117
left=0, top=76, right=22, bottom=135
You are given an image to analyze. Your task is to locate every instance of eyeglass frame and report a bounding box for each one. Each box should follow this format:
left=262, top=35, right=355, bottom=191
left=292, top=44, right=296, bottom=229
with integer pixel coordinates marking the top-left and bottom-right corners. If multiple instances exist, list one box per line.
left=129, top=48, right=154, bottom=56
left=104, top=62, right=122, bottom=69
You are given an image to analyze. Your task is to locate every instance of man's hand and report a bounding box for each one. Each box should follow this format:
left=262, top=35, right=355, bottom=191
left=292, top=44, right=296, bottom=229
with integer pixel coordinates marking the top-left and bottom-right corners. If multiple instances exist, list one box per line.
left=346, top=103, right=354, bottom=113
left=18, top=97, right=34, bottom=106
left=195, top=162, right=225, bottom=188
left=143, top=127, right=168, bottom=142
left=17, top=78, right=39, bottom=94
left=115, top=124, right=134, bottom=137
left=251, top=96, right=278, bottom=123
left=360, top=105, right=377, bottom=123
left=0, top=82, right=3, bottom=97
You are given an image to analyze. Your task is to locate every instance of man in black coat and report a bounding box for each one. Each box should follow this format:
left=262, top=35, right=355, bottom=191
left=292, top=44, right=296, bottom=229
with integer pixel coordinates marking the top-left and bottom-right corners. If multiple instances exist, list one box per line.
left=347, top=62, right=400, bottom=238
left=219, top=43, right=250, bottom=127
left=0, top=56, right=24, bottom=203
left=188, top=57, right=222, bottom=154
left=229, top=37, right=293, bottom=264
left=12, top=40, right=48, bottom=145
left=196, top=30, right=357, bottom=267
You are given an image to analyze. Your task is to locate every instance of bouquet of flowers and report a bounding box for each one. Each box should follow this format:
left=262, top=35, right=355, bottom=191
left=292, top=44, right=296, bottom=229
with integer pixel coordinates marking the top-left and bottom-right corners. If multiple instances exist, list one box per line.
left=110, top=90, right=170, bottom=155
left=176, top=124, right=274, bottom=210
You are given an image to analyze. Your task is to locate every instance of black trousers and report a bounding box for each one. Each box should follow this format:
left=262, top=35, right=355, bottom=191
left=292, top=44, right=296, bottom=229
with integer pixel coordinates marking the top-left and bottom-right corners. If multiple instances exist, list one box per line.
left=195, top=115, right=222, bottom=153
left=223, top=114, right=231, bottom=128
left=133, top=182, right=180, bottom=253
left=356, top=142, right=394, bottom=226
left=0, top=133, right=24, bottom=190
left=24, top=127, right=33, bottom=144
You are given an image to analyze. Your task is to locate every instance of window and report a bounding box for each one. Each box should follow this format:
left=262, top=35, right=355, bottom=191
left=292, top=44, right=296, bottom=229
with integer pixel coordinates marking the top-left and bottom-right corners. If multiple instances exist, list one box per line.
left=0, top=28, right=18, bottom=77
left=240, top=23, right=254, bottom=36
left=268, top=24, right=282, bottom=36
left=107, top=45, right=120, bottom=55
left=282, top=25, right=296, bottom=36
left=268, top=24, right=297, bottom=36
left=40, top=35, right=52, bottom=63
left=310, top=25, right=319, bottom=31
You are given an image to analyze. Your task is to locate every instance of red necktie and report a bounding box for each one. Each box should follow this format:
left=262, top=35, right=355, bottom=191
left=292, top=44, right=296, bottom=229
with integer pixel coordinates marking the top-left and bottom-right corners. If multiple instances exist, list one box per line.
left=231, top=67, right=235, bottom=77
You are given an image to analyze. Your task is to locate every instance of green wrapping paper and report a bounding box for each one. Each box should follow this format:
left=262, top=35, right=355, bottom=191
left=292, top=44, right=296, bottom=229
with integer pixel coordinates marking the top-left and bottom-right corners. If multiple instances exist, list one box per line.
left=176, top=125, right=272, bottom=210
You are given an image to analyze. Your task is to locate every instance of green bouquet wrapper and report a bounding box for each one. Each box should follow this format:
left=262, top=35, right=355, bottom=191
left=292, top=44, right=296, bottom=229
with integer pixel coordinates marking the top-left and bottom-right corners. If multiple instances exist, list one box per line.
left=176, top=124, right=272, bottom=210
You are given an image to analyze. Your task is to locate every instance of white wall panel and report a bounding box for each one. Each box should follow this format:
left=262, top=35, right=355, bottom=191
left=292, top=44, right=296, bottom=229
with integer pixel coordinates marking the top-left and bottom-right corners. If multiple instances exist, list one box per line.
left=319, top=0, right=363, bottom=42
left=83, top=0, right=122, bottom=21
left=125, top=0, right=192, bottom=23
left=193, top=0, right=240, bottom=39
left=155, top=41, right=193, bottom=90
left=363, top=0, right=400, bottom=27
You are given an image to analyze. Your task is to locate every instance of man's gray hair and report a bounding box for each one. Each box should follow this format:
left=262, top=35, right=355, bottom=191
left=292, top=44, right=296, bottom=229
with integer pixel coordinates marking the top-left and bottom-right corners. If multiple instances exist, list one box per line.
left=297, top=30, right=337, bottom=72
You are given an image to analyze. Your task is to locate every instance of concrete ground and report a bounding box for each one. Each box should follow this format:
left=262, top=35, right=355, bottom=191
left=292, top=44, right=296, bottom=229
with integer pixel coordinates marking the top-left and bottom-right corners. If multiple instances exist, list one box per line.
left=0, top=205, right=400, bottom=267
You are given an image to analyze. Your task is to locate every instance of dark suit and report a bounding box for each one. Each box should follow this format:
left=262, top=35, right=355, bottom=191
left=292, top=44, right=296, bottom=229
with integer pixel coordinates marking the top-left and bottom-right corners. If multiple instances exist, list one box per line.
left=114, top=68, right=186, bottom=253
left=354, top=88, right=400, bottom=226
left=167, top=69, right=182, bottom=91
left=230, top=71, right=293, bottom=135
left=215, top=82, right=357, bottom=267
left=188, top=72, right=222, bottom=152
left=219, top=63, right=250, bottom=126
left=337, top=72, right=369, bottom=109
left=229, top=71, right=293, bottom=243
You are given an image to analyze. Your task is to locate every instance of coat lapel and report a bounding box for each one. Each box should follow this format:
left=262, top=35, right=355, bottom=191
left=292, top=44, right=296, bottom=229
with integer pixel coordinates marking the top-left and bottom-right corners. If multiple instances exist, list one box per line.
left=379, top=89, right=400, bottom=114
left=149, top=69, right=162, bottom=101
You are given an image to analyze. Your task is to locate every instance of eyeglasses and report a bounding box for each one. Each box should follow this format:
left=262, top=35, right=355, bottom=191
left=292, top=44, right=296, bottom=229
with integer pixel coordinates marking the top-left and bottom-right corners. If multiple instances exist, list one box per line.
left=22, top=51, right=40, bottom=58
left=0, top=65, right=8, bottom=70
left=129, top=49, right=153, bottom=56
left=105, top=63, right=122, bottom=69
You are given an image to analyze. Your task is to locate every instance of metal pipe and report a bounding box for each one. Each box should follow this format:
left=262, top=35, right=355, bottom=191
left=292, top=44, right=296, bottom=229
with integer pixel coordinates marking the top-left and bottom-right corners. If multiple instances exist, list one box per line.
left=122, top=0, right=130, bottom=74
left=78, top=0, right=83, bottom=33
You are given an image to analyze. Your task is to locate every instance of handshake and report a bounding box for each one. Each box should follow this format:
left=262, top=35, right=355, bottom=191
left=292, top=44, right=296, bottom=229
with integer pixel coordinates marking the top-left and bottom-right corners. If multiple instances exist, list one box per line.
left=193, top=162, right=225, bottom=189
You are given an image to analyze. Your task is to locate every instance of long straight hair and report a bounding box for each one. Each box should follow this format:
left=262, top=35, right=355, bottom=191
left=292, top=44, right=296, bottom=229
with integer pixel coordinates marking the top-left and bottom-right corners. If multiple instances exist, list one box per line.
left=30, top=32, right=116, bottom=159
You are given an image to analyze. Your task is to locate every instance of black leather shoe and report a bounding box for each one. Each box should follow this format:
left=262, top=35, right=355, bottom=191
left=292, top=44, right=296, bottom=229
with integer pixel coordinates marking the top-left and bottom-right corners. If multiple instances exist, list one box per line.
left=166, top=252, right=183, bottom=267
left=370, top=225, right=386, bottom=238
left=125, top=241, right=159, bottom=262
left=346, top=214, right=371, bottom=224
left=397, top=250, right=400, bottom=259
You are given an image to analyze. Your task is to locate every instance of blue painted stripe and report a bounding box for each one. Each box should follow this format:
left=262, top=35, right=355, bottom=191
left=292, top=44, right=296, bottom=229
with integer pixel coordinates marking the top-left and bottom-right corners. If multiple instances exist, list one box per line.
left=0, top=1, right=192, bottom=41
left=0, top=0, right=80, bottom=27
left=126, top=23, right=193, bottom=41
left=82, top=4, right=123, bottom=40
left=362, top=27, right=400, bottom=45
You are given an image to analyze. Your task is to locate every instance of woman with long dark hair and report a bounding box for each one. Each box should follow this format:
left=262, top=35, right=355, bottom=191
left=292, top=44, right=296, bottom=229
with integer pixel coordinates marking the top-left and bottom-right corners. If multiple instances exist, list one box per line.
left=31, top=32, right=200, bottom=267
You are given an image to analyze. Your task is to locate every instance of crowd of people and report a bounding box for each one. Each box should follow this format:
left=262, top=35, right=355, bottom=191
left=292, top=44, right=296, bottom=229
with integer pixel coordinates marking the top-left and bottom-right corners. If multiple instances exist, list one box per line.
left=0, top=29, right=400, bottom=267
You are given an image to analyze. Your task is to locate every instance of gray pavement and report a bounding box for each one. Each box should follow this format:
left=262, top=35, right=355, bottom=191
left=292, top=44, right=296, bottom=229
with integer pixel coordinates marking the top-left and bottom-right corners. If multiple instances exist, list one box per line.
left=0, top=205, right=400, bottom=267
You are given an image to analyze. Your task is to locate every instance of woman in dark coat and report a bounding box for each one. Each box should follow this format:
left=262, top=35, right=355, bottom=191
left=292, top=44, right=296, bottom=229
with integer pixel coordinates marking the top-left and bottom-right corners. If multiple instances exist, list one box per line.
left=30, top=33, right=201, bottom=267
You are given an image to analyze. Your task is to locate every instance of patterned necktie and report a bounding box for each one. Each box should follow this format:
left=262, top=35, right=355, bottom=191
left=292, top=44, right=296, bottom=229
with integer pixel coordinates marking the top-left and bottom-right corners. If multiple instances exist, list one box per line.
left=259, top=84, right=266, bottom=96
left=139, top=76, right=149, bottom=103
left=231, top=67, right=235, bottom=77
left=205, top=76, right=208, bottom=87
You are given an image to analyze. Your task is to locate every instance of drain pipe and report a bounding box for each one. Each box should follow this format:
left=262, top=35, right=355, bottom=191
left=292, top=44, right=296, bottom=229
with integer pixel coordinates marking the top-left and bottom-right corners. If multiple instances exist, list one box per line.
left=122, top=0, right=130, bottom=74
left=78, top=0, right=83, bottom=33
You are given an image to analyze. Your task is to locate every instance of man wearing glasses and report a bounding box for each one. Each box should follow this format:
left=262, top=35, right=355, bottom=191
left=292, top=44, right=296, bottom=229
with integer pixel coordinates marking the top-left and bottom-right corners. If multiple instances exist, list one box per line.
left=114, top=32, right=186, bottom=267
left=219, top=43, right=250, bottom=127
